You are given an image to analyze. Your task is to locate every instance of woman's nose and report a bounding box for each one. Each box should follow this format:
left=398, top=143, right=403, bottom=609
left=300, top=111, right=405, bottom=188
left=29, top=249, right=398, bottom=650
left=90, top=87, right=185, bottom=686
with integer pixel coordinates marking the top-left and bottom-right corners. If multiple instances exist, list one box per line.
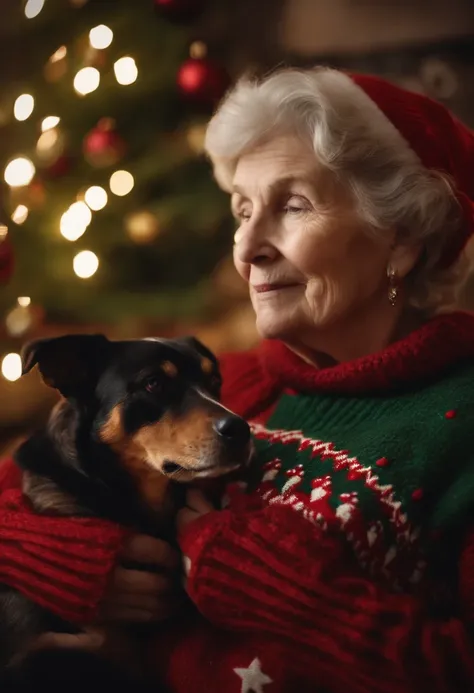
left=233, top=217, right=278, bottom=265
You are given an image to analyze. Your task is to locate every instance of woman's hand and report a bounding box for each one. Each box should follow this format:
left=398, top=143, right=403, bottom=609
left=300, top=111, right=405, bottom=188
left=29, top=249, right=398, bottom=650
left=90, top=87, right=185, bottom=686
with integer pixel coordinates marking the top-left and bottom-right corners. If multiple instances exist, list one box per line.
left=94, top=491, right=213, bottom=623
left=176, top=490, right=219, bottom=590
left=176, top=489, right=214, bottom=533
left=99, top=534, right=183, bottom=624
left=99, top=492, right=213, bottom=624
left=32, top=627, right=145, bottom=679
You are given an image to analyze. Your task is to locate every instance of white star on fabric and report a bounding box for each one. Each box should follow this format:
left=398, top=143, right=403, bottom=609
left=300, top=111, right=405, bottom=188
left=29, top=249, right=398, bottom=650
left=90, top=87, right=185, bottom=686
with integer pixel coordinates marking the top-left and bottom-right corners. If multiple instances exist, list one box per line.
left=234, top=657, right=273, bottom=693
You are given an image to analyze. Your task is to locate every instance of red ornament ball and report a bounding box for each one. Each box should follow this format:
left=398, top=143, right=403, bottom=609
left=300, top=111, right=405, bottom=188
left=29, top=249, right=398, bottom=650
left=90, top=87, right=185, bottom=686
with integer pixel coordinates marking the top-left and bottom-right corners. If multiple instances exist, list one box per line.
left=83, top=119, right=126, bottom=168
left=154, top=0, right=206, bottom=23
left=0, top=233, right=14, bottom=285
left=177, top=57, right=230, bottom=106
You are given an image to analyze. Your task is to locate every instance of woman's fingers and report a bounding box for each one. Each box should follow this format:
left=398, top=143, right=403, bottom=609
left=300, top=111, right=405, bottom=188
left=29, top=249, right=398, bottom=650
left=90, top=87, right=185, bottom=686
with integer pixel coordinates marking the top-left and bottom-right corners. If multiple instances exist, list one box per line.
left=120, top=534, right=180, bottom=571
left=109, top=566, right=173, bottom=595
left=33, top=630, right=104, bottom=652
left=177, top=489, right=215, bottom=532
left=186, top=489, right=214, bottom=514
left=99, top=597, right=182, bottom=624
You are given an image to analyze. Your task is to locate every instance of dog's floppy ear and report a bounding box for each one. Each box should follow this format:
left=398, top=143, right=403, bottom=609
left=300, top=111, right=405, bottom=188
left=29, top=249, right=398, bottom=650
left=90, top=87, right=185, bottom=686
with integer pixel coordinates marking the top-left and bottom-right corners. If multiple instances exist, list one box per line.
left=21, top=334, right=111, bottom=398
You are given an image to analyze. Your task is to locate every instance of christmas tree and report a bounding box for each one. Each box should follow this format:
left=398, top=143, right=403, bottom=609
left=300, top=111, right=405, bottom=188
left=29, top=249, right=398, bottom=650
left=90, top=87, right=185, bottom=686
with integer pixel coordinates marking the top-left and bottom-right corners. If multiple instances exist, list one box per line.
left=0, top=0, right=240, bottom=354
left=1, top=0, right=472, bottom=425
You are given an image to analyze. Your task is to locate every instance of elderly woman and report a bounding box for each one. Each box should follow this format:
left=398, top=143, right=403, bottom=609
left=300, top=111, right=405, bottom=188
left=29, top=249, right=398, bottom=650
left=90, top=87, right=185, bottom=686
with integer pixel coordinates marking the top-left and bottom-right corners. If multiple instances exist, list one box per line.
left=1, top=67, right=474, bottom=693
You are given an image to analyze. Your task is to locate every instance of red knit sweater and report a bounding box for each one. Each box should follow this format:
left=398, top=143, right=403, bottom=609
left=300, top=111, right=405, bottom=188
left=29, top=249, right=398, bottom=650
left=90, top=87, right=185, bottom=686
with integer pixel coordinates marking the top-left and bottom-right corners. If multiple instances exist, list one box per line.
left=1, top=312, right=474, bottom=693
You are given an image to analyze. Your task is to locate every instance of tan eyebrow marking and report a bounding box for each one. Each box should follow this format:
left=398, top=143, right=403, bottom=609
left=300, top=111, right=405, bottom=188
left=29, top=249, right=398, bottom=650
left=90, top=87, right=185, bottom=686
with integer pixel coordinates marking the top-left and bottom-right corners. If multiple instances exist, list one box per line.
left=161, top=361, right=178, bottom=377
left=201, top=358, right=213, bottom=374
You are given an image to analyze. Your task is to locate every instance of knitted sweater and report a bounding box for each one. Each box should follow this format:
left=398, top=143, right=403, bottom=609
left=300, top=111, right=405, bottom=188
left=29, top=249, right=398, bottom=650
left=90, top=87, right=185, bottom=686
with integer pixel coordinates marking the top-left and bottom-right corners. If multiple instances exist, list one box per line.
left=2, top=311, right=474, bottom=693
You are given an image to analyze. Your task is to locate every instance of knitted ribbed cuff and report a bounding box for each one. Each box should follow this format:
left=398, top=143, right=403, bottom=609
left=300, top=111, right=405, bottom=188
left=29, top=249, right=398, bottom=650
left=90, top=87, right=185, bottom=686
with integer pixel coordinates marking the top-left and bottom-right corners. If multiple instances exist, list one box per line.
left=181, top=503, right=411, bottom=651
left=0, top=489, right=128, bottom=624
left=179, top=503, right=342, bottom=619
left=180, top=503, right=474, bottom=693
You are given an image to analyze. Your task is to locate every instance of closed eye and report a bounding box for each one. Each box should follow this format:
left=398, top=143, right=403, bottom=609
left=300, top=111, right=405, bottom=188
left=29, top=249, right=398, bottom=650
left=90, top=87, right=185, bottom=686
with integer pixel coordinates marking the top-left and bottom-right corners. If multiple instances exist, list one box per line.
left=235, top=209, right=251, bottom=222
left=283, top=194, right=311, bottom=215
left=284, top=205, right=305, bottom=214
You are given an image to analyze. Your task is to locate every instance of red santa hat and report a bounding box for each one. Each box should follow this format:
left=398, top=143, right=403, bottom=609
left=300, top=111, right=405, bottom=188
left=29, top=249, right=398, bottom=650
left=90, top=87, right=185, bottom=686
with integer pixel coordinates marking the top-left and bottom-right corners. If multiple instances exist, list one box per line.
left=339, top=71, right=474, bottom=268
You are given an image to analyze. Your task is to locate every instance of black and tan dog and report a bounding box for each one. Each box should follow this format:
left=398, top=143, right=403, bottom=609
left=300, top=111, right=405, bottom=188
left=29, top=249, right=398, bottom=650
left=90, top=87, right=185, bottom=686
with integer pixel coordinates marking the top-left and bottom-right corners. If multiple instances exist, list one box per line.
left=0, top=333, right=252, bottom=690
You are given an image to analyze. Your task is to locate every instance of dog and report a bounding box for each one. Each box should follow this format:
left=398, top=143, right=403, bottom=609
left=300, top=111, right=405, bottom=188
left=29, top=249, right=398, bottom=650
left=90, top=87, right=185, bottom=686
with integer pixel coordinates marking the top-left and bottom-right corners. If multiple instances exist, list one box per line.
left=0, top=333, right=252, bottom=689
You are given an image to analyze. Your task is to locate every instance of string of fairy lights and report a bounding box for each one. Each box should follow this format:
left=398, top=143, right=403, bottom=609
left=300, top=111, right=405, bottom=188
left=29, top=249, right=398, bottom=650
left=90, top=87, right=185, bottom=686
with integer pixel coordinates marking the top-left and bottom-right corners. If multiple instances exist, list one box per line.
left=2, top=0, right=218, bottom=384
left=2, top=1, right=139, bottom=381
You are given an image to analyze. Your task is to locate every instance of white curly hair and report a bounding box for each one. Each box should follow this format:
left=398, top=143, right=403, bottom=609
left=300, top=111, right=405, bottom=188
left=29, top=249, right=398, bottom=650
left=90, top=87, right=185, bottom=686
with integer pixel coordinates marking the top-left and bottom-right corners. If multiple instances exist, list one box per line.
left=204, top=66, right=471, bottom=313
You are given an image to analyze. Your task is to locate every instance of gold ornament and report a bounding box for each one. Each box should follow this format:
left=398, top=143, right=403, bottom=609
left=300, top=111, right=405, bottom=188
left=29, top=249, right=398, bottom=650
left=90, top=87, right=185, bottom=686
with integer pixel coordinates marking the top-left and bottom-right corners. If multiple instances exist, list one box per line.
left=125, top=211, right=160, bottom=244
left=190, top=41, right=207, bottom=60
left=186, top=122, right=207, bottom=154
left=5, top=297, right=34, bottom=337
left=44, top=46, right=68, bottom=83
left=36, top=127, right=66, bottom=166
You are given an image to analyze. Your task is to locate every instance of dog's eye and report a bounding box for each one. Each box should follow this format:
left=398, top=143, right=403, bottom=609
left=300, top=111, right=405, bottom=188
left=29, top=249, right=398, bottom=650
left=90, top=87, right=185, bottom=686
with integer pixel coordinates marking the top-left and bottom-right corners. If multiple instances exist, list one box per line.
left=144, top=376, right=162, bottom=394
left=209, top=375, right=222, bottom=393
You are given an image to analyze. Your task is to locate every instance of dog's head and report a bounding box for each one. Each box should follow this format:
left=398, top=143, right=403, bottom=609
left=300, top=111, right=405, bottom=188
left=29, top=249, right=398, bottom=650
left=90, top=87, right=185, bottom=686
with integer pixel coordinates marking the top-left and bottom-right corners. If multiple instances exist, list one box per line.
left=21, top=334, right=252, bottom=511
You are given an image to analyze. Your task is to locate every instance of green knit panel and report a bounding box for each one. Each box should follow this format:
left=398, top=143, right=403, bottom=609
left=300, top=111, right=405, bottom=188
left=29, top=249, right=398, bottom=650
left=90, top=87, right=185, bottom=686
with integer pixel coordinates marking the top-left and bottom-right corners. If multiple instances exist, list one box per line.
left=249, top=361, right=474, bottom=590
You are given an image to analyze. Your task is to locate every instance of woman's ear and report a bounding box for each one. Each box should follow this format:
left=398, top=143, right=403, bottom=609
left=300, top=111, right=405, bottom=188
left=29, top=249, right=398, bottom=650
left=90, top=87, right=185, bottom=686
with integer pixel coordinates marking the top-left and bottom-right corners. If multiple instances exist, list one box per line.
left=389, top=241, right=423, bottom=278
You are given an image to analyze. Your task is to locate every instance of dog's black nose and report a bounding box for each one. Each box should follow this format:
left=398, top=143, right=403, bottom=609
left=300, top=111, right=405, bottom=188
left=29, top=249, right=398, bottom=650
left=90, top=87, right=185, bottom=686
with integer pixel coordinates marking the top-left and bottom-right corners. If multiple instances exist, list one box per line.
left=213, top=415, right=250, bottom=445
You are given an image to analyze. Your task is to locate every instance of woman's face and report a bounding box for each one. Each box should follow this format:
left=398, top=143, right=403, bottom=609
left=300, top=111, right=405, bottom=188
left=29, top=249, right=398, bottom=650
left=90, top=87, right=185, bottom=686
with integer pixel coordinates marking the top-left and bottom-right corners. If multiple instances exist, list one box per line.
left=231, top=135, right=398, bottom=345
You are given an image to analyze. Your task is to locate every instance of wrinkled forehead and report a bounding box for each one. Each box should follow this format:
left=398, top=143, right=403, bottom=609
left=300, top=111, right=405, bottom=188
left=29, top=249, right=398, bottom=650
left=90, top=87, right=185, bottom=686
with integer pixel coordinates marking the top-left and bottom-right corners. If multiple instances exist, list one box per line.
left=233, top=135, right=317, bottom=183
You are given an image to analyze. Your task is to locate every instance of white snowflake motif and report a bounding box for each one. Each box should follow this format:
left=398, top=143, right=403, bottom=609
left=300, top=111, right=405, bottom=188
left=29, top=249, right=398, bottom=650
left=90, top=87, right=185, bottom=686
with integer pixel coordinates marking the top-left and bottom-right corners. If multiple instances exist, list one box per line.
left=306, top=475, right=334, bottom=528
left=336, top=491, right=358, bottom=525
left=281, top=464, right=304, bottom=494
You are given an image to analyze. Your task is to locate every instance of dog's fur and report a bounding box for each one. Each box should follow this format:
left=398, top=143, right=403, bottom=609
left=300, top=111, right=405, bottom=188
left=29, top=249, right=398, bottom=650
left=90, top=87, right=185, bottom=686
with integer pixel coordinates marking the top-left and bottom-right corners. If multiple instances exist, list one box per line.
left=0, top=333, right=251, bottom=690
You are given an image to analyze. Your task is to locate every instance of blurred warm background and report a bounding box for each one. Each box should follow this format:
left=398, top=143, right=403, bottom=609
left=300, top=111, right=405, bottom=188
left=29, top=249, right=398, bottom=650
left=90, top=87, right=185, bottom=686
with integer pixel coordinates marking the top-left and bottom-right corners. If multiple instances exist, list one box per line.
left=0, top=0, right=473, bottom=451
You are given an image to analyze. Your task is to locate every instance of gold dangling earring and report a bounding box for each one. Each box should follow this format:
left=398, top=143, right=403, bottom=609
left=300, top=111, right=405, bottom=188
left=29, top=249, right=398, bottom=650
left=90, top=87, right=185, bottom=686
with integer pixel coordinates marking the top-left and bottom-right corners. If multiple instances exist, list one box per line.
left=387, top=265, right=399, bottom=307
